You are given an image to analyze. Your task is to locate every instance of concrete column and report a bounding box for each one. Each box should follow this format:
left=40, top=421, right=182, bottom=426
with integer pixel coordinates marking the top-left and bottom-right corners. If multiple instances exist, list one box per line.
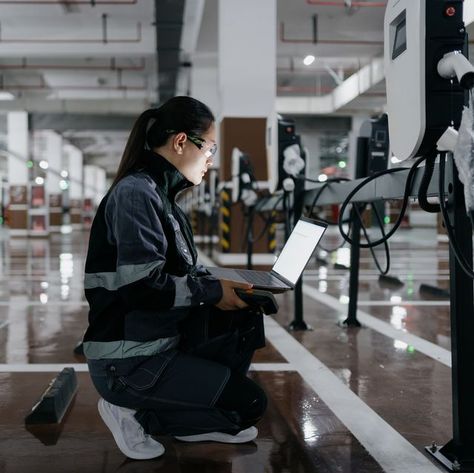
left=34, top=130, right=63, bottom=232
left=95, top=167, right=107, bottom=206
left=64, top=144, right=83, bottom=229
left=192, top=62, right=219, bottom=117
left=218, top=0, right=276, bottom=118
left=7, top=112, right=29, bottom=236
left=83, top=165, right=106, bottom=228
left=216, top=0, right=277, bottom=264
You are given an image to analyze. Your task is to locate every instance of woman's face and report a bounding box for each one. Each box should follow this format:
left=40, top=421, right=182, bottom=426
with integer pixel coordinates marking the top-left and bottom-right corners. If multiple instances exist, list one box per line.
left=176, top=123, right=217, bottom=185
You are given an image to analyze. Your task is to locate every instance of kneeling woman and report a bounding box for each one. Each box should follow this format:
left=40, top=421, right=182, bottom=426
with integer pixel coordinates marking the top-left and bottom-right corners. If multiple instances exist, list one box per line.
left=83, top=96, right=267, bottom=460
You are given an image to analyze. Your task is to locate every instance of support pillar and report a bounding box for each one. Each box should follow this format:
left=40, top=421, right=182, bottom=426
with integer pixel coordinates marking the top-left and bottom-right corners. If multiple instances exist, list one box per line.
left=217, top=0, right=276, bottom=266
left=64, top=144, right=83, bottom=230
left=7, top=112, right=29, bottom=237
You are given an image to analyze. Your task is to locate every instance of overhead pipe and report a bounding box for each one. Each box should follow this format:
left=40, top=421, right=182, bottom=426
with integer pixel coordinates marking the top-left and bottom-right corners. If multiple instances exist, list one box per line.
left=278, top=67, right=357, bottom=74
left=278, top=85, right=336, bottom=94
left=306, top=0, right=386, bottom=6
left=0, top=74, right=147, bottom=91
left=0, top=0, right=137, bottom=4
left=0, top=57, right=146, bottom=71
left=279, top=22, right=383, bottom=45
left=0, top=20, right=141, bottom=43
left=0, top=84, right=147, bottom=90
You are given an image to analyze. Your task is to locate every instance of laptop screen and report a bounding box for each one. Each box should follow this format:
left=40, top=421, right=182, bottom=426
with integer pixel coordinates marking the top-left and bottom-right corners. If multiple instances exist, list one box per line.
left=272, top=218, right=327, bottom=285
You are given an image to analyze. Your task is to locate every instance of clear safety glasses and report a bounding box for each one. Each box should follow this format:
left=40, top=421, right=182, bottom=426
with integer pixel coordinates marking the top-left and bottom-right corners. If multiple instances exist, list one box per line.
left=166, top=129, right=217, bottom=159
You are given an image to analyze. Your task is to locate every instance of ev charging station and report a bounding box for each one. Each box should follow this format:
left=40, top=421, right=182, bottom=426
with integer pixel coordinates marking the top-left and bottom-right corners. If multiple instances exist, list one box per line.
left=384, top=0, right=467, bottom=161
left=384, top=0, right=474, bottom=470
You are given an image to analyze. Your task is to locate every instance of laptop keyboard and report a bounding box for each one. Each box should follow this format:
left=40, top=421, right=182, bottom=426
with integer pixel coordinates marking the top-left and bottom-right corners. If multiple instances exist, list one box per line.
left=234, top=269, right=285, bottom=286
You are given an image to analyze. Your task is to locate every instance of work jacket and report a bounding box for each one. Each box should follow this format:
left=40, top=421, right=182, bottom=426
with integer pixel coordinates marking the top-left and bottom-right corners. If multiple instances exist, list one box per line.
left=83, top=151, right=223, bottom=360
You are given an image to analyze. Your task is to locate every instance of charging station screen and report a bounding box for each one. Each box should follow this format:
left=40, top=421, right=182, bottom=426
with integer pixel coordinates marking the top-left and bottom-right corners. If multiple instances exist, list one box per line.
left=391, top=11, right=406, bottom=60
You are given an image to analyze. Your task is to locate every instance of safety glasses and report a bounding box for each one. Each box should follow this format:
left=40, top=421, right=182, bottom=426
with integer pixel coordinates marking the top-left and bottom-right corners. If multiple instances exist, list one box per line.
left=166, top=129, right=217, bottom=158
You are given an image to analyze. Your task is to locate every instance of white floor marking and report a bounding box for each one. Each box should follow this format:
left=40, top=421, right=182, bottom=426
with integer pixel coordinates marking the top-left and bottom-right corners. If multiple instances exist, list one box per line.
left=302, top=284, right=451, bottom=367
left=0, top=363, right=293, bottom=373
left=0, top=301, right=88, bottom=306
left=264, top=317, right=443, bottom=473
left=351, top=300, right=450, bottom=307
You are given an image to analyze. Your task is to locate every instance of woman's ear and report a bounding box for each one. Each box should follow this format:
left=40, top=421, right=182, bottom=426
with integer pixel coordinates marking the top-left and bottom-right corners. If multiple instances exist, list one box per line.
left=174, top=132, right=187, bottom=155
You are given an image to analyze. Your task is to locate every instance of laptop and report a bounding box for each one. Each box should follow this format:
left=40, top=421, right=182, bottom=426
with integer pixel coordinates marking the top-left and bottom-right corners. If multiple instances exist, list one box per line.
left=207, top=217, right=327, bottom=292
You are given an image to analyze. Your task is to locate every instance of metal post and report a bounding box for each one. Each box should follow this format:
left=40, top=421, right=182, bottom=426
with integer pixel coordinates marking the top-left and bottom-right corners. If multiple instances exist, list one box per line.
left=343, top=206, right=362, bottom=327
left=427, top=155, right=474, bottom=471
left=289, top=176, right=312, bottom=331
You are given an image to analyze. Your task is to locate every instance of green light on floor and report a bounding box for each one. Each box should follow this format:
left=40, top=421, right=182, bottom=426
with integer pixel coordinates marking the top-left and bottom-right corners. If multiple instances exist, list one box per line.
left=407, top=345, right=415, bottom=353
left=384, top=216, right=390, bottom=224
left=407, top=288, right=414, bottom=296
left=26, top=160, right=34, bottom=168
left=0, top=217, right=3, bottom=224
left=338, top=161, right=346, bottom=169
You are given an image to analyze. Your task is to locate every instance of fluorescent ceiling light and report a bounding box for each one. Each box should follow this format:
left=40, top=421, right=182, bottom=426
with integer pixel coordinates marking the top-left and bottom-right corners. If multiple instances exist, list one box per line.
left=303, top=55, right=315, bottom=66
left=0, top=92, right=15, bottom=101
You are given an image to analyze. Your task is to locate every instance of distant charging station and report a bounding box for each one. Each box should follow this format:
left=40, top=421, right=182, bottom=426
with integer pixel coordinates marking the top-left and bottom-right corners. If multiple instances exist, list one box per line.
left=384, top=0, right=467, bottom=161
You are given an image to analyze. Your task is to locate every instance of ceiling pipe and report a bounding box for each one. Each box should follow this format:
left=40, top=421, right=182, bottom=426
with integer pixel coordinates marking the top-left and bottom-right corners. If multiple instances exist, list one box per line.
left=0, top=0, right=137, bottom=4
left=306, top=0, right=386, bottom=6
left=0, top=73, right=147, bottom=90
left=278, top=85, right=336, bottom=94
left=1, top=84, right=147, bottom=90
left=0, top=58, right=146, bottom=71
left=279, top=21, right=383, bottom=45
left=0, top=20, right=141, bottom=43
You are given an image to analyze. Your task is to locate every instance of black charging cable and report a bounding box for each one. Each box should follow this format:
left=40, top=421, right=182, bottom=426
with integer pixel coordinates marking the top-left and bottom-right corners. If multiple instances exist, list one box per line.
left=418, top=149, right=441, bottom=213
left=337, top=156, right=425, bottom=248
left=438, top=151, right=474, bottom=279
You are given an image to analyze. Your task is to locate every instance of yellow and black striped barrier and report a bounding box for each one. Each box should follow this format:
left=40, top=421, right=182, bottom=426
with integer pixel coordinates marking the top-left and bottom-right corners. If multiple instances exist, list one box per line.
left=268, top=210, right=277, bottom=253
left=220, top=189, right=231, bottom=252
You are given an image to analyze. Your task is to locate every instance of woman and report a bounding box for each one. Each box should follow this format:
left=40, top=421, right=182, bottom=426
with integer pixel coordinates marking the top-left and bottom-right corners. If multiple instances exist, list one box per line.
left=83, top=96, right=267, bottom=460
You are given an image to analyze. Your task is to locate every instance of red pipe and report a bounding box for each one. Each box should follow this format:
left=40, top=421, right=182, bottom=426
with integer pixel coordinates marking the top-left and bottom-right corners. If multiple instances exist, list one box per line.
left=2, top=85, right=146, bottom=90
left=0, top=22, right=141, bottom=43
left=279, top=22, right=383, bottom=45
left=278, top=85, right=336, bottom=94
left=0, top=58, right=146, bottom=71
left=307, top=0, right=386, bottom=6
left=0, top=1, right=137, bottom=4
left=0, top=83, right=146, bottom=91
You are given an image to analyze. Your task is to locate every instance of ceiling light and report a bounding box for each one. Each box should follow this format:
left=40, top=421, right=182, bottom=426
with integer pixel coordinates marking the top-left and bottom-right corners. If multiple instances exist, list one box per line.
left=0, top=92, right=15, bottom=101
left=303, top=55, right=315, bottom=66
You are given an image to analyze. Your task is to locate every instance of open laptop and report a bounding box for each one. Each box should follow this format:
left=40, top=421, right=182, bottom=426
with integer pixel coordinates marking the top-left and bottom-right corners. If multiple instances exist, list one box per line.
left=207, top=217, right=327, bottom=292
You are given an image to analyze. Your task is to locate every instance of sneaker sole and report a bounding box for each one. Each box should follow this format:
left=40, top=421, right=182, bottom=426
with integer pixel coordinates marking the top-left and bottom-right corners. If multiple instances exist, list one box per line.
left=175, top=427, right=258, bottom=444
left=98, top=399, right=165, bottom=460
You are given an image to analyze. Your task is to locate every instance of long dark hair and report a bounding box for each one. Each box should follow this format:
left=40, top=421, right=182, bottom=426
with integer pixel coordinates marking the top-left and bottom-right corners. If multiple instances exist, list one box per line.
left=111, top=96, right=215, bottom=188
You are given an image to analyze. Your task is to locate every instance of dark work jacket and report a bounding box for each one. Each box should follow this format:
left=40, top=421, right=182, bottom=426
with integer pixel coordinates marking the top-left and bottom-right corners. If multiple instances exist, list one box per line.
left=83, top=151, right=222, bottom=360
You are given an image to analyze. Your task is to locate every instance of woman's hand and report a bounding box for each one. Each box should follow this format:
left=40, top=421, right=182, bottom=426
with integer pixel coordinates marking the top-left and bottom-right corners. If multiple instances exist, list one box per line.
left=215, top=279, right=253, bottom=311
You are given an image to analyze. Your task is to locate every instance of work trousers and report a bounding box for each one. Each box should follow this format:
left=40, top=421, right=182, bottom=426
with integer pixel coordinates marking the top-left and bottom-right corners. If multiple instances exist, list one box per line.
left=87, top=306, right=267, bottom=436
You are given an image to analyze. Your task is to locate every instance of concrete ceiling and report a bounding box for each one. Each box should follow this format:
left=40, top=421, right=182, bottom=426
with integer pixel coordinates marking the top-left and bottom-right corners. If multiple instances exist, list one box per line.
left=0, top=0, right=472, bottom=174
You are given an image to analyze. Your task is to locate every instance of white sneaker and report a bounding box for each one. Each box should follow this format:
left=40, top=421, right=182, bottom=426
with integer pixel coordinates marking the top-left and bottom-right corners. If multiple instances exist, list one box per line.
left=98, top=398, right=165, bottom=460
left=175, top=426, right=258, bottom=444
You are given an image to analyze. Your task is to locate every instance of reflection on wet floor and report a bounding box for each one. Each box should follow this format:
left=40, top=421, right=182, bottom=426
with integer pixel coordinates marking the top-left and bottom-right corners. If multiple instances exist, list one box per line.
left=0, top=227, right=454, bottom=471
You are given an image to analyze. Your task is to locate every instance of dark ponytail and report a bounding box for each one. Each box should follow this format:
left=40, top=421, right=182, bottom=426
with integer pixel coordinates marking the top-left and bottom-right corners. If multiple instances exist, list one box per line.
left=111, top=96, right=215, bottom=188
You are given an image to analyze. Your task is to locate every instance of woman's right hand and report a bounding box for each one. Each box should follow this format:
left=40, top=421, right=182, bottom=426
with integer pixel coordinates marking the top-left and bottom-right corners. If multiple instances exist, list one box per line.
left=215, top=279, right=253, bottom=311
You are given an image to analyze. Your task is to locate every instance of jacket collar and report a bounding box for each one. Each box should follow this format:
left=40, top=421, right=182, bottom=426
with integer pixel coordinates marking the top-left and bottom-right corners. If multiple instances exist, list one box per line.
left=143, top=150, right=193, bottom=199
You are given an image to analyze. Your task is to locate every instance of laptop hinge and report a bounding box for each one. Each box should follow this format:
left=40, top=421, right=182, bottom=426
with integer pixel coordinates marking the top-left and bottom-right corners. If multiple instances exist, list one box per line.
left=270, top=270, right=294, bottom=289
